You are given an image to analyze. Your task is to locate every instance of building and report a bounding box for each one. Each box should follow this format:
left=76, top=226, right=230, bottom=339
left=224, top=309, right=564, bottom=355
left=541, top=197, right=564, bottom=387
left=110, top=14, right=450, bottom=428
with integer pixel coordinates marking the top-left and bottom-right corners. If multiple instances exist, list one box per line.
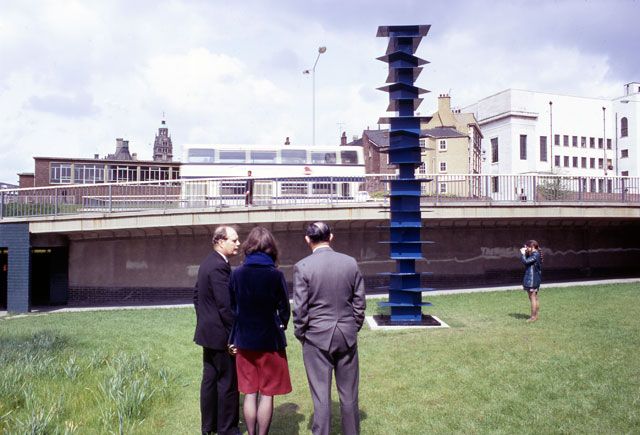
left=420, top=94, right=483, bottom=196
left=463, top=82, right=640, bottom=178
left=18, top=123, right=180, bottom=189
left=153, top=119, right=173, bottom=162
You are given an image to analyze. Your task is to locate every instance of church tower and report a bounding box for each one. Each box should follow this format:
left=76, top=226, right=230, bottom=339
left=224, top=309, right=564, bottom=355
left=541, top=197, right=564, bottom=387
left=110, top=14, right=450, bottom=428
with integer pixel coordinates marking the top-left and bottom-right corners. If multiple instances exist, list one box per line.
left=153, top=119, right=173, bottom=161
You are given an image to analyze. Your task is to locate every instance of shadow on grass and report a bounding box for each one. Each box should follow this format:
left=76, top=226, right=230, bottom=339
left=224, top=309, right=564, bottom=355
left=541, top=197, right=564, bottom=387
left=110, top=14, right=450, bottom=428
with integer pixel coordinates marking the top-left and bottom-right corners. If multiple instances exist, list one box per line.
left=269, top=402, right=305, bottom=434
left=508, top=313, right=530, bottom=320
left=305, top=402, right=368, bottom=434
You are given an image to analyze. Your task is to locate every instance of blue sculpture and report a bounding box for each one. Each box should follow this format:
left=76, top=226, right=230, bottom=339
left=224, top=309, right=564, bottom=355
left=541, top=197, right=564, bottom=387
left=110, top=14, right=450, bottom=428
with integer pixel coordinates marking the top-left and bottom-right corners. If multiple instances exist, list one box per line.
left=376, top=25, right=438, bottom=325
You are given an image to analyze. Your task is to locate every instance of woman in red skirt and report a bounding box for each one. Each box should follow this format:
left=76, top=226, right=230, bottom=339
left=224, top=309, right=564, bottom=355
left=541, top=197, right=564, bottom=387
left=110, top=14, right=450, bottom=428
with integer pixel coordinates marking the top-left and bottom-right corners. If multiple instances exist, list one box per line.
left=228, top=226, right=292, bottom=435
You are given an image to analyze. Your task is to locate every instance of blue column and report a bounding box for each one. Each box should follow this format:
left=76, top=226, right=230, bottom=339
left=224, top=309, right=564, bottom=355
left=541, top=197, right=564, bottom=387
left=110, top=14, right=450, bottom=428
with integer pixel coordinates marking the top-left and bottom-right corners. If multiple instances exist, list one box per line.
left=376, top=25, right=435, bottom=324
left=0, top=222, right=31, bottom=313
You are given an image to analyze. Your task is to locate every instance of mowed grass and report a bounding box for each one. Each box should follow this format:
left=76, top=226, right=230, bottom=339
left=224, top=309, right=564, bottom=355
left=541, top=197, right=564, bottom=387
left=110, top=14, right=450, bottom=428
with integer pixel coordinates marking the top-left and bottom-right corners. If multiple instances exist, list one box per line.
left=1, top=282, right=639, bottom=434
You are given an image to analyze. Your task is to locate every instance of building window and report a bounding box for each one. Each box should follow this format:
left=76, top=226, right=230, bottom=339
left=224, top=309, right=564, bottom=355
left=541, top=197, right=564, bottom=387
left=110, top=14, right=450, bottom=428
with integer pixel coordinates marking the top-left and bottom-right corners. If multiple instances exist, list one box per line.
left=439, top=139, right=447, bottom=151
left=419, top=138, right=426, bottom=148
left=581, top=137, right=586, bottom=147
left=598, top=138, right=603, bottom=149
left=581, top=157, right=587, bottom=168
left=572, top=136, right=578, bottom=147
left=621, top=117, right=628, bottom=137
left=563, top=156, right=569, bottom=167
left=554, top=134, right=560, bottom=146
left=607, top=159, right=612, bottom=170
left=418, top=162, right=426, bottom=174
left=74, top=164, right=105, bottom=184
left=108, top=165, right=137, bottom=182
left=491, top=138, right=499, bottom=163
left=439, top=183, right=447, bottom=194
left=563, top=135, right=569, bottom=146
left=572, top=156, right=578, bottom=167
left=607, top=139, right=612, bottom=150
left=598, top=158, right=603, bottom=169
left=50, top=163, right=72, bottom=184
left=621, top=149, right=629, bottom=158
left=590, top=137, right=595, bottom=148
left=554, top=155, right=560, bottom=167
left=590, top=158, right=595, bottom=169
left=539, top=136, right=547, bottom=161
left=439, top=162, right=447, bottom=173
left=520, top=135, right=527, bottom=160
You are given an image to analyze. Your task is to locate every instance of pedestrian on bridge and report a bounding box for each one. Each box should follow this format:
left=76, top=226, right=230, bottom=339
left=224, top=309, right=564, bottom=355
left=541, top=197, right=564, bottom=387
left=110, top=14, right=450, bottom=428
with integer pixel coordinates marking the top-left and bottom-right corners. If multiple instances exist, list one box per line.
left=521, top=239, right=543, bottom=323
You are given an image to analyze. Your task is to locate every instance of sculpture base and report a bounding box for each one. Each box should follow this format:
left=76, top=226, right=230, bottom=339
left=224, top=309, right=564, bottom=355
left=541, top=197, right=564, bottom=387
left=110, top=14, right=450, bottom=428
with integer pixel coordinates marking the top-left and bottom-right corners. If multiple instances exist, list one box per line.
left=366, top=314, right=448, bottom=330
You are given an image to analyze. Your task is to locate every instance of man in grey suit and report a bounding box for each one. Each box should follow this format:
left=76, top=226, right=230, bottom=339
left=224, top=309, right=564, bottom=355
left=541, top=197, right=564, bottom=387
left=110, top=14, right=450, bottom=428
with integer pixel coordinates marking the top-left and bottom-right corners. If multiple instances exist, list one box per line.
left=293, top=221, right=366, bottom=435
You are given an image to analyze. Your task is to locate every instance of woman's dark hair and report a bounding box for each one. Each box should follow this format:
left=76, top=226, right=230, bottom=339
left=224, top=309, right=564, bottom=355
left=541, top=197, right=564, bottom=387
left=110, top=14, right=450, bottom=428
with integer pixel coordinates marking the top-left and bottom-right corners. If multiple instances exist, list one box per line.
left=306, top=221, right=331, bottom=243
left=242, top=226, right=279, bottom=263
left=525, top=239, right=543, bottom=262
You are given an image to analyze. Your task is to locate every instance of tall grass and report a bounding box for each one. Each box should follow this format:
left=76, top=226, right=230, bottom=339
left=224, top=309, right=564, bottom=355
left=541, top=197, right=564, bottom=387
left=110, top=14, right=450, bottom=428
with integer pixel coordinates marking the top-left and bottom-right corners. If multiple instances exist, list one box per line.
left=1, top=282, right=639, bottom=434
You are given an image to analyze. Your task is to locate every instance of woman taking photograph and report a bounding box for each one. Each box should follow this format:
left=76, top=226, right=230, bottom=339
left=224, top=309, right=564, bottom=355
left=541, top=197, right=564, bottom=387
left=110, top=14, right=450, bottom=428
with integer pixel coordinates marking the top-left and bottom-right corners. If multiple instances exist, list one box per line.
left=520, top=239, right=543, bottom=323
left=228, top=226, right=292, bottom=435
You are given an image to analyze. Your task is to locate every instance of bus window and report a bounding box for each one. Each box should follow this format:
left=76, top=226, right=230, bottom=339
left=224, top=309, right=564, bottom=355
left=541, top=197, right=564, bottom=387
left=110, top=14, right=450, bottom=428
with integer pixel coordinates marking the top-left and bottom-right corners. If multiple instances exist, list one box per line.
left=281, top=182, right=308, bottom=195
left=281, top=149, right=307, bottom=164
left=188, top=148, right=215, bottom=163
left=340, top=150, right=358, bottom=164
left=251, top=151, right=277, bottom=163
left=219, top=150, right=246, bottom=163
left=312, top=183, right=337, bottom=195
left=311, top=152, right=337, bottom=164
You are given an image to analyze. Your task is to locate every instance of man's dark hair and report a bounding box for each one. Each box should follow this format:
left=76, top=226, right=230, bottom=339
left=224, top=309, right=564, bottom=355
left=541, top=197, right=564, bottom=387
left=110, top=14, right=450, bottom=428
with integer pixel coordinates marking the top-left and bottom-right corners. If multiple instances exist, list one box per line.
left=242, top=226, right=279, bottom=263
left=306, top=221, right=331, bottom=243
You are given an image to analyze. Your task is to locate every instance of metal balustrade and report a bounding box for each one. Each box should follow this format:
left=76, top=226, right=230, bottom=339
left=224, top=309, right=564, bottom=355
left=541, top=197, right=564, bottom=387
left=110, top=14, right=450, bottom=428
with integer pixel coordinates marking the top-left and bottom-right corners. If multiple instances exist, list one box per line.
left=1, top=174, right=638, bottom=219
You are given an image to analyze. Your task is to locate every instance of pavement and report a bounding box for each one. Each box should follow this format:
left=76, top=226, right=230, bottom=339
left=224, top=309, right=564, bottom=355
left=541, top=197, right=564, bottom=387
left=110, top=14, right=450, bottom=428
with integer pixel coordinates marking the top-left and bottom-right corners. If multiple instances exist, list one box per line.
left=1, top=277, right=639, bottom=319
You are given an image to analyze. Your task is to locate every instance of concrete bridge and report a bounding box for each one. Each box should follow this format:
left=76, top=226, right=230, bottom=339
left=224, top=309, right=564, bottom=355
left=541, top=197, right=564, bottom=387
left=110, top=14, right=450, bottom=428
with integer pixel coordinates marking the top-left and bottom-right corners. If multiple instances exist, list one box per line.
left=2, top=198, right=639, bottom=313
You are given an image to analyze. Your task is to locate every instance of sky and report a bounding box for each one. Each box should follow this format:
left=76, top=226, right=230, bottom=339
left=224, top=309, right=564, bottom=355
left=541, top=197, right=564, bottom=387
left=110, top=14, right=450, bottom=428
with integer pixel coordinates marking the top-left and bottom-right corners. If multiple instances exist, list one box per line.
left=1, top=0, right=639, bottom=184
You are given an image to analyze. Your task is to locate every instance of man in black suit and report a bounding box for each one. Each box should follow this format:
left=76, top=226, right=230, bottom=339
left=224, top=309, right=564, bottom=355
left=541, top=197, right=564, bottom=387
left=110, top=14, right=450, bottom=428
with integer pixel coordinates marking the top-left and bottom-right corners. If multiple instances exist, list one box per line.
left=293, top=222, right=366, bottom=435
left=245, top=170, right=254, bottom=206
left=194, top=226, right=242, bottom=435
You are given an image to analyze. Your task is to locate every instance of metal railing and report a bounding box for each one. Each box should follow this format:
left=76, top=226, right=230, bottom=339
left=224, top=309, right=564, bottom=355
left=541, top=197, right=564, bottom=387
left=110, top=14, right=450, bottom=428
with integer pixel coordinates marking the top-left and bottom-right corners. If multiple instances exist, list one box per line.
left=1, top=174, right=638, bottom=219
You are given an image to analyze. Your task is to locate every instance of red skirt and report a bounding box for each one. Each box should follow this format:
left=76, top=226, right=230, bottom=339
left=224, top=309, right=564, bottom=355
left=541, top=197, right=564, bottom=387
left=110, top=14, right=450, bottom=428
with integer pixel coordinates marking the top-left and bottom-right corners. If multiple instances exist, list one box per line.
left=236, top=349, right=292, bottom=396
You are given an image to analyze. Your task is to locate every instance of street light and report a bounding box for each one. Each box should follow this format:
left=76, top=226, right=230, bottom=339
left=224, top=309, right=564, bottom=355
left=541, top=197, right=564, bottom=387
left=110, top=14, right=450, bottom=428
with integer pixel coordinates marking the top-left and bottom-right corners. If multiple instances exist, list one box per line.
left=303, top=46, right=327, bottom=146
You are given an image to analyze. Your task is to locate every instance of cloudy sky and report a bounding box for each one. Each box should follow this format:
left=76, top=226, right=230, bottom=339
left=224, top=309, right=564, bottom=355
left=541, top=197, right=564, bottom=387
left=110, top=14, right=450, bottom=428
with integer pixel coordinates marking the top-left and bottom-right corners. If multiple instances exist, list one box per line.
left=1, top=0, right=639, bottom=183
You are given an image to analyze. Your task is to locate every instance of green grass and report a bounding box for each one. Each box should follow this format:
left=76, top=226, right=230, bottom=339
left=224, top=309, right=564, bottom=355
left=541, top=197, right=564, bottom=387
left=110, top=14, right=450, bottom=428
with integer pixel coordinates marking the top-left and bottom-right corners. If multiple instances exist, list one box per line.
left=1, top=282, right=639, bottom=434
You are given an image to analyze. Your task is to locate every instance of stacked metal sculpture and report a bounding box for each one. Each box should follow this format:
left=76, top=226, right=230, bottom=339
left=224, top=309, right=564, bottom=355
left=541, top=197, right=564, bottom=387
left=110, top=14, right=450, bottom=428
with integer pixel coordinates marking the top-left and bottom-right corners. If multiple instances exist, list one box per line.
left=376, top=25, right=437, bottom=324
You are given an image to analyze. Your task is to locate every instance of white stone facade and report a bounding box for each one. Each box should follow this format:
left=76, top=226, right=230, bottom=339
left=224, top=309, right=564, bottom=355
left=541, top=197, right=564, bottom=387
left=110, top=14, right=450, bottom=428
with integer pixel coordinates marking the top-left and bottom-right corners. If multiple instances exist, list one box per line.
left=463, top=83, right=640, bottom=177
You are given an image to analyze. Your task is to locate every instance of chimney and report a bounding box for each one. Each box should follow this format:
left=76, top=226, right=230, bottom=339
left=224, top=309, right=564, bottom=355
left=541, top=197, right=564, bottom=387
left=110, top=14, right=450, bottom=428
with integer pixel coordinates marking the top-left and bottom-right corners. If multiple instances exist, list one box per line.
left=438, top=94, right=451, bottom=114
left=284, top=137, right=290, bottom=146
left=340, top=131, right=347, bottom=146
left=132, top=153, right=137, bottom=160
left=122, top=140, right=129, bottom=149
left=116, top=138, right=124, bottom=151
left=94, top=154, right=99, bottom=159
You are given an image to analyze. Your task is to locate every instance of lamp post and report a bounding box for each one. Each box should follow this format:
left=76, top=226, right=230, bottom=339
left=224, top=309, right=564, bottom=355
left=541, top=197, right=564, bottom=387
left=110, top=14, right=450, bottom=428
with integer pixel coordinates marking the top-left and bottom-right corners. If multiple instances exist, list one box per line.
left=303, top=46, right=327, bottom=146
left=603, top=106, right=607, bottom=176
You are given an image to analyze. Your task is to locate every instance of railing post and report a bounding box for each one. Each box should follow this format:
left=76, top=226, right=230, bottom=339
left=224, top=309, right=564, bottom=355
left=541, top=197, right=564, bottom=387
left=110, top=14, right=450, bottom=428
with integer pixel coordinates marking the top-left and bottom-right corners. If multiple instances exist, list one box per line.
left=109, top=184, right=112, bottom=214
left=485, top=176, right=489, bottom=200
left=621, top=178, right=626, bottom=203
left=578, top=177, right=583, bottom=202
left=55, top=187, right=59, bottom=216
left=0, top=191, right=3, bottom=219
left=435, top=175, right=439, bottom=203
left=330, top=176, right=333, bottom=205
left=164, top=182, right=168, bottom=210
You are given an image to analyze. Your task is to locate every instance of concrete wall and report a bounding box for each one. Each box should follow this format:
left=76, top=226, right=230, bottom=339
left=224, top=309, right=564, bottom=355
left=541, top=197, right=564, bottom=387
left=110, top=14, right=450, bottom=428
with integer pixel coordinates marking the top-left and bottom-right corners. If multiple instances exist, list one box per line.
left=61, top=218, right=640, bottom=305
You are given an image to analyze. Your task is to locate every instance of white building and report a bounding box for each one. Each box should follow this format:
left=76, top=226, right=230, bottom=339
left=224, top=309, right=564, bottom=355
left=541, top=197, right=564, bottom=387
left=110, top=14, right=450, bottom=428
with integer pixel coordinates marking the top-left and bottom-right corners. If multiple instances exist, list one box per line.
left=463, top=82, right=640, bottom=178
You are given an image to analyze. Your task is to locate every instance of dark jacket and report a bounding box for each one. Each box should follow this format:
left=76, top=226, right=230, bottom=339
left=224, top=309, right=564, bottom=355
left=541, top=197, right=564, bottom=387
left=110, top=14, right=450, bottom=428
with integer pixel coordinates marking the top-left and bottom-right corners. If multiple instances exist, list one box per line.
left=193, top=250, right=234, bottom=350
left=228, top=252, right=290, bottom=351
left=522, top=250, right=542, bottom=289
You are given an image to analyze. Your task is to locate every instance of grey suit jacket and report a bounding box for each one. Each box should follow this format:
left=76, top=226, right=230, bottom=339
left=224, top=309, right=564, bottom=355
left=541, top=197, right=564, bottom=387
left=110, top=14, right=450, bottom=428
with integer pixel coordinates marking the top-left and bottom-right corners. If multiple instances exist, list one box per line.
left=293, top=246, right=366, bottom=351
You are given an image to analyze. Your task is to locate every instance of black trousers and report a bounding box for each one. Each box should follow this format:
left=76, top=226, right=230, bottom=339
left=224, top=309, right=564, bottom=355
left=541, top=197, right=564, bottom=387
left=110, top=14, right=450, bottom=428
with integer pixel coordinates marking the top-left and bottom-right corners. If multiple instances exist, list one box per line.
left=201, top=347, right=240, bottom=434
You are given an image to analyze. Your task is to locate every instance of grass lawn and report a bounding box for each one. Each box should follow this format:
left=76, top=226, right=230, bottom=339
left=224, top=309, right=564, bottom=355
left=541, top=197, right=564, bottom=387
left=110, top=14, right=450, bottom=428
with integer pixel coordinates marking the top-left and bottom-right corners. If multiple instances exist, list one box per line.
left=1, top=282, right=639, bottom=434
